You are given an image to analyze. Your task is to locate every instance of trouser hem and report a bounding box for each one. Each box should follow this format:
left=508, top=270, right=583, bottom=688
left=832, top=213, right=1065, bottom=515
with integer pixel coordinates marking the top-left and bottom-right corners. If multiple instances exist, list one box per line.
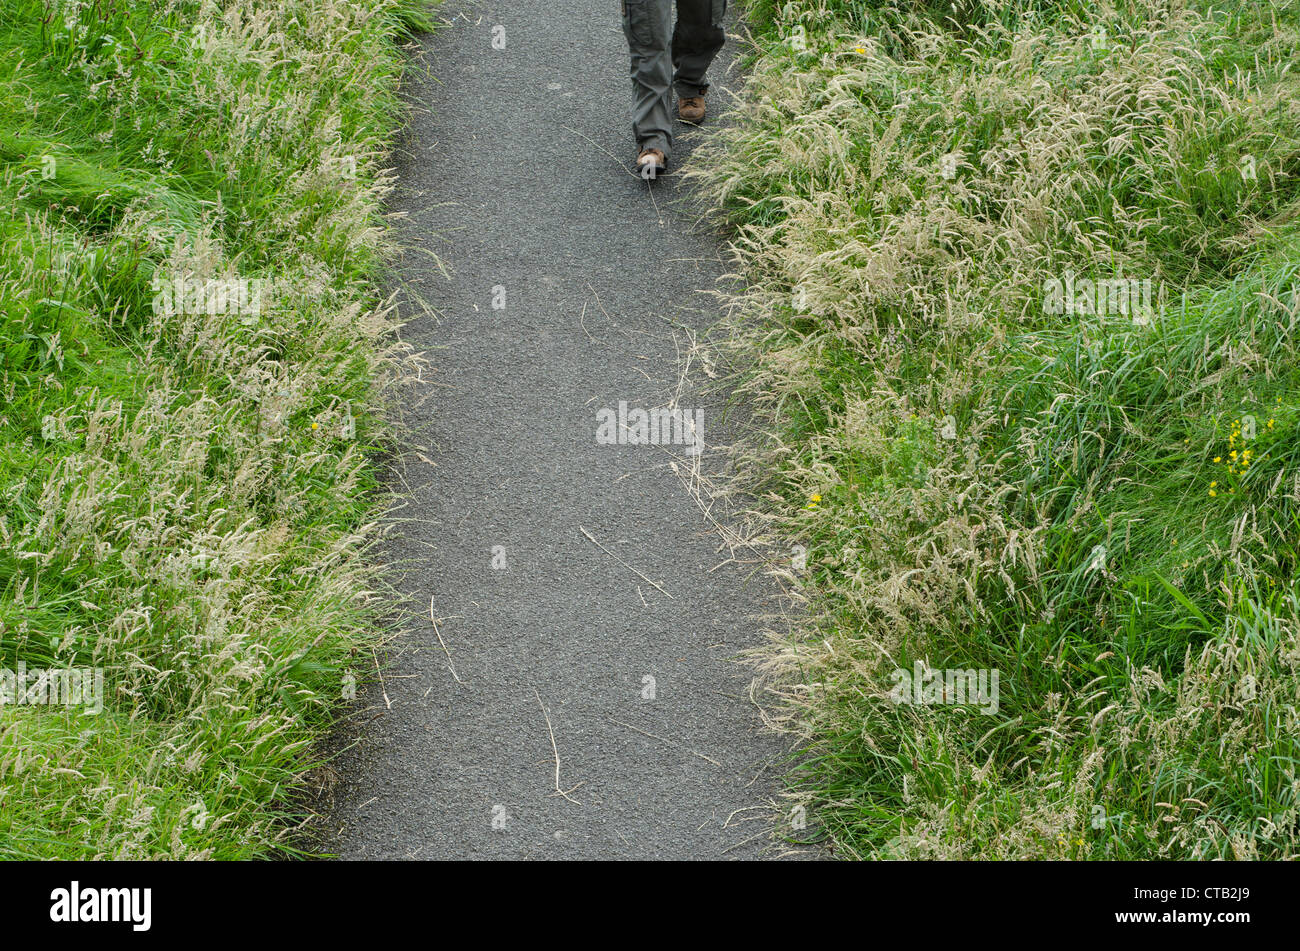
left=673, top=81, right=710, bottom=98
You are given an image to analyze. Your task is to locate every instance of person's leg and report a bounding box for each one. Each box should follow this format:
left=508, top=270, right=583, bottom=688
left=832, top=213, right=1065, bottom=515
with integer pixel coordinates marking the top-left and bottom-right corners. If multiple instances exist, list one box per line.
left=671, top=0, right=725, bottom=99
left=622, top=0, right=674, bottom=161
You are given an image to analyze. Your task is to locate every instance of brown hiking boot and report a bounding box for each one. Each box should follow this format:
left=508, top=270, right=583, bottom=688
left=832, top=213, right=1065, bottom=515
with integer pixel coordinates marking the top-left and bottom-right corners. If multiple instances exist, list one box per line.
left=678, top=95, right=706, bottom=123
left=636, top=147, right=666, bottom=178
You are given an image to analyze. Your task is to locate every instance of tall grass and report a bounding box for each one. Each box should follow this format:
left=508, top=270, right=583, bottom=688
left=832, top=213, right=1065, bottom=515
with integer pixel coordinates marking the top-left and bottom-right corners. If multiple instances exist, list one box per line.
left=693, top=0, right=1300, bottom=858
left=0, top=0, right=434, bottom=859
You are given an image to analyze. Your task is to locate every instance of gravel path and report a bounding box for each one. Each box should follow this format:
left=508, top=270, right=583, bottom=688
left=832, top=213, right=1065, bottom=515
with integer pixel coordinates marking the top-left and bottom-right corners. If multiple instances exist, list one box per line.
left=325, top=0, right=802, bottom=860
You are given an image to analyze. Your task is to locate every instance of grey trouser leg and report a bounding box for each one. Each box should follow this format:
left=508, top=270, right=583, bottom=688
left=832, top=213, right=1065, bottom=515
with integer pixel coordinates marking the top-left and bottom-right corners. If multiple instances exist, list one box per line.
left=672, top=0, right=726, bottom=98
left=621, top=0, right=726, bottom=159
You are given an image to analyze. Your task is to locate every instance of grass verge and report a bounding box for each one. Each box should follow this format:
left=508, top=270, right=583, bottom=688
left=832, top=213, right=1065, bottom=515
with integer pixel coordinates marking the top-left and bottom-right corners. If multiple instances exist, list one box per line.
left=0, top=0, right=434, bottom=859
left=694, top=0, right=1300, bottom=858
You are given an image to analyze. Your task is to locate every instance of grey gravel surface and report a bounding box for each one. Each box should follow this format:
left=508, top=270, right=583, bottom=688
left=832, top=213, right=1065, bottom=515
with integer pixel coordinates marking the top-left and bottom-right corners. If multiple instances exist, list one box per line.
left=324, top=0, right=805, bottom=860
